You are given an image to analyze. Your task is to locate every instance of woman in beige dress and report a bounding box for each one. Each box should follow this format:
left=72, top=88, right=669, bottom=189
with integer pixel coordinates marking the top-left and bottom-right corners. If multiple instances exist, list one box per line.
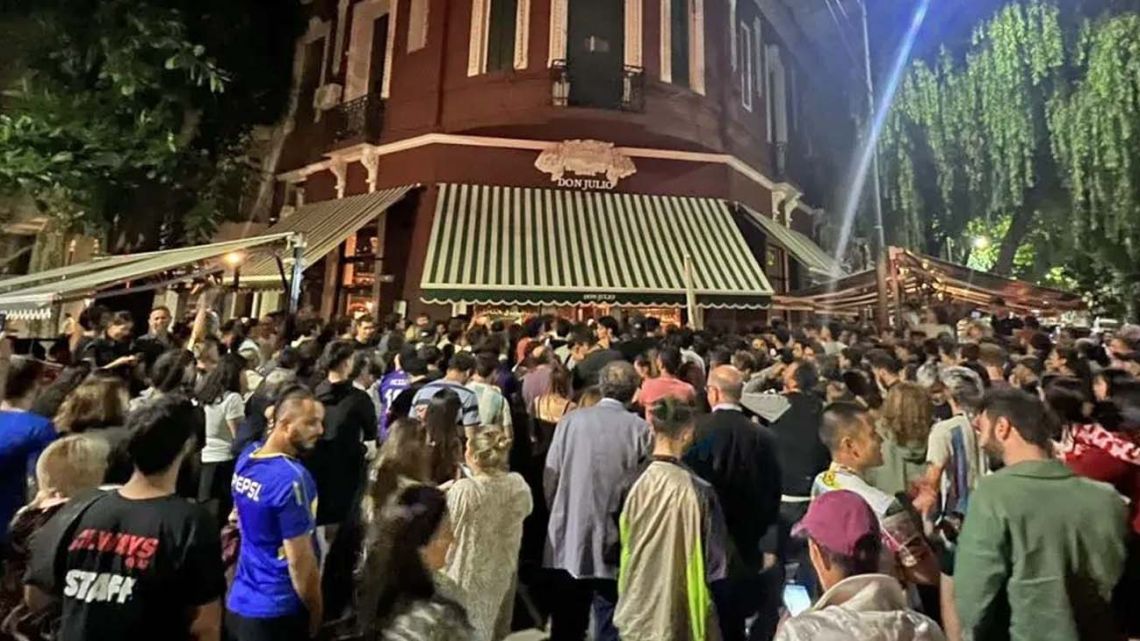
left=443, top=425, right=533, bottom=641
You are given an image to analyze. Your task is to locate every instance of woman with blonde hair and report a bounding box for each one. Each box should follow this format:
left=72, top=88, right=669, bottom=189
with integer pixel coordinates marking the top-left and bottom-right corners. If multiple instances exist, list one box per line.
left=444, top=425, right=533, bottom=641
left=866, top=381, right=934, bottom=497
left=1, top=435, right=109, bottom=637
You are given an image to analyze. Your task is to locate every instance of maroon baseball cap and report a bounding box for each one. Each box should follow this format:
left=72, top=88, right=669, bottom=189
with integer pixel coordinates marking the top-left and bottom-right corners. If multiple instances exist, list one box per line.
left=792, top=490, right=881, bottom=556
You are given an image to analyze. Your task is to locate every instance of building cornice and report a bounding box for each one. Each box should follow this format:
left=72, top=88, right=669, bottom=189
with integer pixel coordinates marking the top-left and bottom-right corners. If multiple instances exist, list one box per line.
left=277, top=133, right=814, bottom=213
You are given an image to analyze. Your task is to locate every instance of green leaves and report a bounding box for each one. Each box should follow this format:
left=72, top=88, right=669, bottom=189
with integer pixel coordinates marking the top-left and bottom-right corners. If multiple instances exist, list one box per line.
left=0, top=0, right=296, bottom=244
left=879, top=0, right=1140, bottom=315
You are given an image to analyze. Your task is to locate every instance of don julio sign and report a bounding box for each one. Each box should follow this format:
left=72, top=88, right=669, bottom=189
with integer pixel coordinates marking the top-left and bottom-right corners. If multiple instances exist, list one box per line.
left=535, top=140, right=636, bottom=191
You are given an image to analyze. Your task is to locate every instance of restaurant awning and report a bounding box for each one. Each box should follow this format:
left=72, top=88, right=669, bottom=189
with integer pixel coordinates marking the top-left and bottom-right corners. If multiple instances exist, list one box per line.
left=420, top=184, right=774, bottom=308
left=797, top=247, right=1085, bottom=315
left=738, top=205, right=843, bottom=278
left=242, top=186, right=416, bottom=285
left=0, top=233, right=296, bottom=318
left=0, top=254, right=157, bottom=295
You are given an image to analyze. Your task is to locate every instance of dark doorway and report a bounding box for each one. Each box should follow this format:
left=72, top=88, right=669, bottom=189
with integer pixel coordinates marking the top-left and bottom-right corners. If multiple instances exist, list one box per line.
left=297, top=39, right=324, bottom=123
left=369, top=15, right=390, bottom=94
left=567, top=0, right=624, bottom=109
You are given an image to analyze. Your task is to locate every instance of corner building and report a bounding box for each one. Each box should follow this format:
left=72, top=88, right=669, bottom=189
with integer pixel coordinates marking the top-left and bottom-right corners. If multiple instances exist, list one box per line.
left=258, top=0, right=851, bottom=326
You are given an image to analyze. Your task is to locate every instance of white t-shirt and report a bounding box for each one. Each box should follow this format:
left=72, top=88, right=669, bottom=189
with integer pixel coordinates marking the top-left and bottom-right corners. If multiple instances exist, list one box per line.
left=926, top=414, right=986, bottom=514
left=201, top=391, right=244, bottom=463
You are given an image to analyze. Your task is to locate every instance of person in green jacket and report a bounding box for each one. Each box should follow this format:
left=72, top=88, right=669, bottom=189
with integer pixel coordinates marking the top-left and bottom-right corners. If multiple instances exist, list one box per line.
left=955, top=388, right=1128, bottom=641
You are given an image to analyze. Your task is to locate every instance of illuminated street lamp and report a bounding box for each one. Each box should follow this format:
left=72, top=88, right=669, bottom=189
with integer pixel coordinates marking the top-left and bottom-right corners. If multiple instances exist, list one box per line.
left=224, top=252, right=244, bottom=289
left=973, top=236, right=990, bottom=250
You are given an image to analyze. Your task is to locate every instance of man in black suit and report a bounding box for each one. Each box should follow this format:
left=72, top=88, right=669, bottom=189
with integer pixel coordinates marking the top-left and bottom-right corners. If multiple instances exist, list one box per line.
left=684, top=365, right=782, bottom=641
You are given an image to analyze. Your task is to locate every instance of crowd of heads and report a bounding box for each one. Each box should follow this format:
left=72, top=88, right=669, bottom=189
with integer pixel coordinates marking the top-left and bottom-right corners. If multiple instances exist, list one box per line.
left=5, top=292, right=1140, bottom=641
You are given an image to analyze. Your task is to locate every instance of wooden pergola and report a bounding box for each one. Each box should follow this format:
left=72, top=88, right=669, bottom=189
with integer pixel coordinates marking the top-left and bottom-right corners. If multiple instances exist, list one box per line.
left=792, top=246, right=1085, bottom=320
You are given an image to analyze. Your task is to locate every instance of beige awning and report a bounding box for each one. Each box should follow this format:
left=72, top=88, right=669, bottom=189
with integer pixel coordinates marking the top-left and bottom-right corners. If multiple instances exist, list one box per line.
left=739, top=205, right=843, bottom=278
left=242, top=186, right=416, bottom=285
left=0, top=233, right=295, bottom=316
left=0, top=254, right=153, bottom=294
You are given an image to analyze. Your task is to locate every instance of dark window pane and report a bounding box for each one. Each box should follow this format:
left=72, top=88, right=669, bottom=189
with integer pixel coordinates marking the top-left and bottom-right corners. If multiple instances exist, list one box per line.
left=487, top=0, right=517, bottom=72
left=671, top=0, right=689, bottom=88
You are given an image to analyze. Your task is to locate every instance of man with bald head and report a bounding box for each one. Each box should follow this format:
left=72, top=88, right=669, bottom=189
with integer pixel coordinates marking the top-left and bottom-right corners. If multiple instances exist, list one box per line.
left=684, top=365, right=782, bottom=641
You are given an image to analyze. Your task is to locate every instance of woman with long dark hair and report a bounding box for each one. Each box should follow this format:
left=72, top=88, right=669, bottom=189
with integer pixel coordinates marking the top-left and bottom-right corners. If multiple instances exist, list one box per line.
left=311, top=340, right=378, bottom=542
left=323, top=418, right=434, bottom=628
left=356, top=485, right=475, bottom=640
left=422, top=389, right=463, bottom=485
left=131, top=349, right=198, bottom=411
left=196, top=353, right=248, bottom=527
left=1059, top=380, right=1140, bottom=636
left=532, top=364, right=575, bottom=460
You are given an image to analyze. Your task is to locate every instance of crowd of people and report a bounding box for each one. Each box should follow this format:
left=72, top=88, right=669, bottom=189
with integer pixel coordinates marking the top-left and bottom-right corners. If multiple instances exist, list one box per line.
left=0, top=290, right=1138, bottom=641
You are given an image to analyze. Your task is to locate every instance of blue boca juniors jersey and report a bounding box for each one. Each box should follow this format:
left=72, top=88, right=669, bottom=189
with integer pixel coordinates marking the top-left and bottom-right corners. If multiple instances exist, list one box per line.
left=227, top=447, right=320, bottom=618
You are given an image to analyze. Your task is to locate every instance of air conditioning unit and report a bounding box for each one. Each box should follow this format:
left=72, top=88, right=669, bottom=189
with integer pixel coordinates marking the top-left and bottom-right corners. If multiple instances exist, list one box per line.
left=314, top=83, right=344, bottom=110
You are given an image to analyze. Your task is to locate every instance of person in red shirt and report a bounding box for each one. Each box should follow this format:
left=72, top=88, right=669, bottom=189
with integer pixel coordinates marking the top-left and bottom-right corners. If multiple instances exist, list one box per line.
left=635, top=346, right=696, bottom=417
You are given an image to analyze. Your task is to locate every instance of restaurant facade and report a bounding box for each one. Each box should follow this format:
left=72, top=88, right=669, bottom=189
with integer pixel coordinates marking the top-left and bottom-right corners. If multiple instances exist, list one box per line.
left=247, top=0, right=849, bottom=326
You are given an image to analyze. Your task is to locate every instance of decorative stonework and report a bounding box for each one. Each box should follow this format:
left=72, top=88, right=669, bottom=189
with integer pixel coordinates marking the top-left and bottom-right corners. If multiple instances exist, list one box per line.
left=330, top=161, right=348, bottom=199
left=468, top=0, right=488, bottom=76
left=770, top=183, right=802, bottom=226
left=548, top=0, right=567, bottom=66
left=361, top=147, right=382, bottom=193
left=407, top=0, right=429, bottom=52
left=314, top=83, right=344, bottom=111
left=333, top=0, right=350, bottom=74
left=303, top=17, right=332, bottom=123
left=344, top=0, right=393, bottom=101
left=514, top=0, right=530, bottom=70
left=534, top=140, right=637, bottom=189
left=625, top=0, right=643, bottom=67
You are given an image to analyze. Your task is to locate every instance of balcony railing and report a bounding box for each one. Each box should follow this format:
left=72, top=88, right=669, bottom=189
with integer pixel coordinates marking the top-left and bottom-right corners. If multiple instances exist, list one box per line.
left=330, top=93, right=385, bottom=144
left=551, top=60, right=645, bottom=113
left=552, top=59, right=570, bottom=107
left=620, top=65, right=645, bottom=113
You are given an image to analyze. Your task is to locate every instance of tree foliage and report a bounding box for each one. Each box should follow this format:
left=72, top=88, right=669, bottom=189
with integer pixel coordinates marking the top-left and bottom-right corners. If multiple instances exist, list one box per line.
left=0, top=0, right=301, bottom=245
left=879, top=0, right=1140, bottom=317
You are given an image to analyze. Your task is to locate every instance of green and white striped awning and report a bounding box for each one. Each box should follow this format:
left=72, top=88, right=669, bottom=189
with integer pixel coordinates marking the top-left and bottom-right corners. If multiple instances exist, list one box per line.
left=420, top=184, right=773, bottom=308
left=739, top=205, right=843, bottom=278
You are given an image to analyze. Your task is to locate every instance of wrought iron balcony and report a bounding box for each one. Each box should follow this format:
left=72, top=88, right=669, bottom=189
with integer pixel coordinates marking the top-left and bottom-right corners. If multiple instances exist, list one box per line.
left=550, top=60, right=645, bottom=113
left=330, top=93, right=385, bottom=144
left=620, top=65, right=645, bottom=113
left=552, top=59, right=570, bottom=107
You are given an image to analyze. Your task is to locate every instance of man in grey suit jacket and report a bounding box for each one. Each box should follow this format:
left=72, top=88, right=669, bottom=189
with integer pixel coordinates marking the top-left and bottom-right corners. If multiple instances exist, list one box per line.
left=544, top=360, right=651, bottom=641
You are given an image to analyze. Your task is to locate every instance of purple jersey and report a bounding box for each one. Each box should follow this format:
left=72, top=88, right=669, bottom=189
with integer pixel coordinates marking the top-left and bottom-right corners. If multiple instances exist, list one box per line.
left=377, top=370, right=410, bottom=440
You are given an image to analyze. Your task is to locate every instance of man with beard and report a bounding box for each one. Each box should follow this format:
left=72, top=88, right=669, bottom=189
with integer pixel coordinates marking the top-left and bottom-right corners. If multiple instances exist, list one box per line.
left=228, top=387, right=326, bottom=641
left=955, top=388, right=1127, bottom=641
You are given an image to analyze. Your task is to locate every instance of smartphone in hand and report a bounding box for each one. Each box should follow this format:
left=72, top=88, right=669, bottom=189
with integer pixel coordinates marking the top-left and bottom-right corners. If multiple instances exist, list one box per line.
left=783, top=583, right=812, bottom=616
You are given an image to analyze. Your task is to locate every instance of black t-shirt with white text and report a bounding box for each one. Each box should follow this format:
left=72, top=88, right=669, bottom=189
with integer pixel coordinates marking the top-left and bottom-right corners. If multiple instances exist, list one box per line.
left=28, top=491, right=224, bottom=641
